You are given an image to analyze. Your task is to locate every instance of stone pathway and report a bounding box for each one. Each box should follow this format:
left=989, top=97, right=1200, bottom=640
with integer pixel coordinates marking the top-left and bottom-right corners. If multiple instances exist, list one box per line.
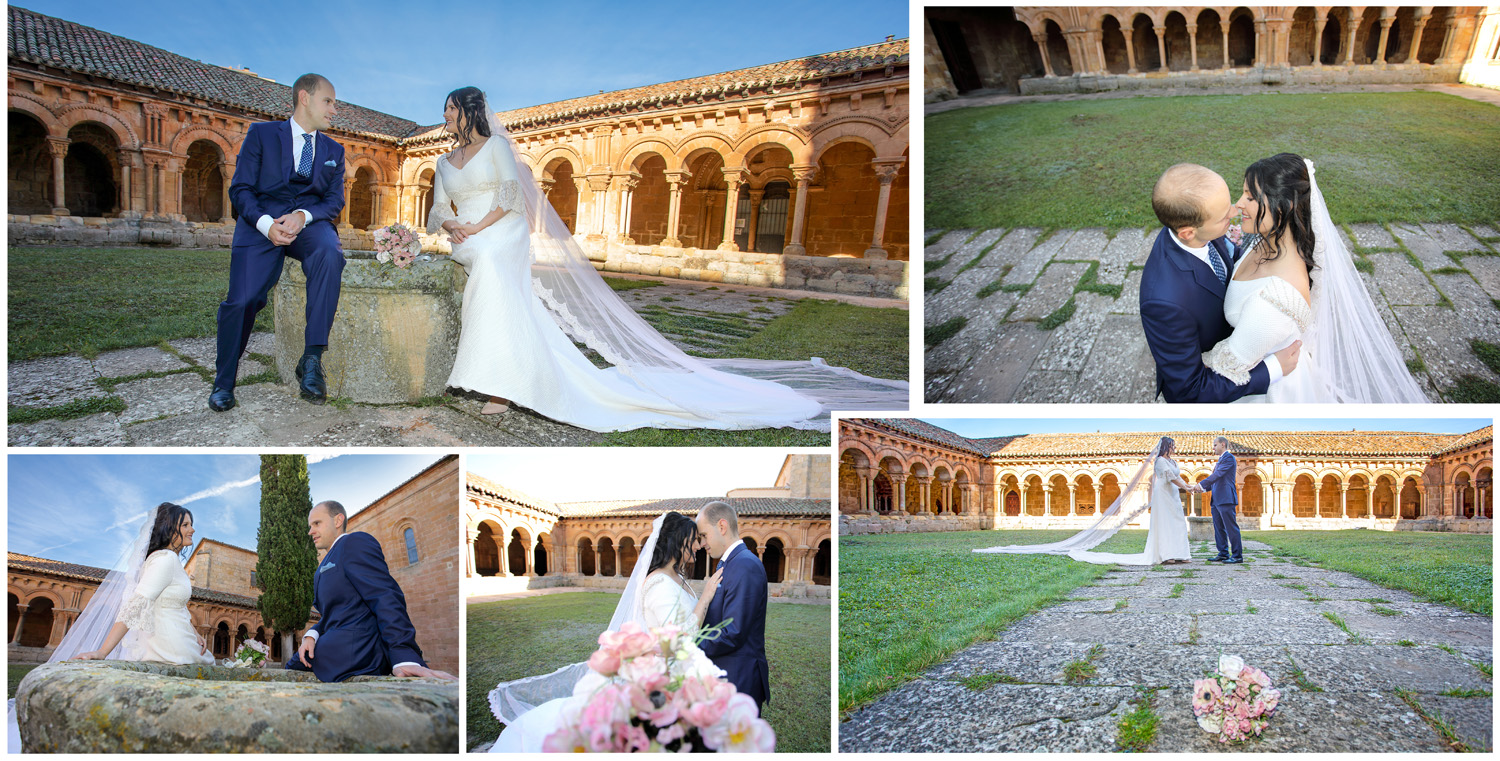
left=840, top=539, right=1493, bottom=753
left=8, top=275, right=905, bottom=446
left=924, top=223, right=1500, bottom=403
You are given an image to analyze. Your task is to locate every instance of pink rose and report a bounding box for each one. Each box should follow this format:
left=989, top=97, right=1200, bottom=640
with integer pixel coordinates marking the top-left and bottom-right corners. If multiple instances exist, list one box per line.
left=1192, top=678, right=1222, bottom=714
left=619, top=654, right=668, bottom=689
left=613, top=721, right=651, bottom=753
left=602, top=622, right=659, bottom=659
left=541, top=725, right=587, bottom=753
left=655, top=723, right=687, bottom=746
left=588, top=647, right=621, bottom=677
left=700, top=693, right=775, bottom=752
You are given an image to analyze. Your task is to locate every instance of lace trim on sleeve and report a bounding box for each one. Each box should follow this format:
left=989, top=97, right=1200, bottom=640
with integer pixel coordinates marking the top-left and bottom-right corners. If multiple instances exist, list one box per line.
left=426, top=199, right=456, bottom=235
left=1256, top=278, right=1313, bottom=333
left=1204, top=342, right=1255, bottom=385
left=447, top=180, right=524, bottom=216
left=117, top=593, right=156, bottom=635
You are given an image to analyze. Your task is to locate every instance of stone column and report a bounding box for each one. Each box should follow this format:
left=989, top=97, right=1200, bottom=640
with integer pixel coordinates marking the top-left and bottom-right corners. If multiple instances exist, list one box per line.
left=1124, top=32, right=1138, bottom=74
left=1313, top=15, right=1328, bottom=66
left=10, top=605, right=28, bottom=644
left=1341, top=484, right=1349, bottom=519
left=898, top=479, right=907, bottom=513
left=1344, top=16, right=1359, bottom=66
left=1409, top=14, right=1429, bottom=64
left=1222, top=25, right=1232, bottom=68
left=46, top=137, right=71, bottom=215
left=1155, top=26, right=1168, bottom=72
left=1440, top=17, right=1461, bottom=64
left=340, top=179, right=354, bottom=227
left=1021, top=488, right=1028, bottom=516
left=745, top=187, right=765, bottom=252
left=1035, top=35, right=1057, bottom=77
left=594, top=548, right=604, bottom=577
left=1376, top=15, right=1394, bottom=67
left=718, top=168, right=746, bottom=251
left=465, top=529, right=477, bottom=577
left=917, top=476, right=933, bottom=514
left=1366, top=486, right=1375, bottom=520
left=865, top=158, right=904, bottom=260
left=48, top=614, right=68, bottom=647
left=783, top=165, right=816, bottom=256
left=1067, top=484, right=1077, bottom=516
left=219, top=161, right=234, bottom=223
left=617, top=174, right=640, bottom=244
left=1044, top=488, right=1053, bottom=517
left=118, top=149, right=134, bottom=213
left=1188, top=24, right=1201, bottom=70
left=664, top=170, right=690, bottom=247
left=1094, top=31, right=1108, bottom=75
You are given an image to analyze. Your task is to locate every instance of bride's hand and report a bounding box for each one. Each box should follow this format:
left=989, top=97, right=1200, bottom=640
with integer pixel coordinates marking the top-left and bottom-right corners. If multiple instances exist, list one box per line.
left=702, top=566, right=725, bottom=600
left=72, top=650, right=104, bottom=660
left=1273, top=340, right=1302, bottom=375
left=444, top=221, right=478, bottom=245
left=196, top=633, right=208, bottom=654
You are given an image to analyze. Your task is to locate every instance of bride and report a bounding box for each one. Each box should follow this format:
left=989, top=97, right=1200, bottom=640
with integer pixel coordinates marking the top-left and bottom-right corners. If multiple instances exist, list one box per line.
left=1203, top=153, right=1427, bottom=403
left=487, top=512, right=724, bottom=752
left=427, top=87, right=908, bottom=431
left=8, top=503, right=213, bottom=751
left=974, top=436, right=1193, bottom=566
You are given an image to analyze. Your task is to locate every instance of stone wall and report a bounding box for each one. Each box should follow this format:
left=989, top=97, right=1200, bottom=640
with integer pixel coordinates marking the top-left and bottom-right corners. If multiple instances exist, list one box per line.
left=184, top=541, right=258, bottom=599
left=599, top=241, right=908, bottom=298
left=840, top=513, right=991, bottom=535
left=1018, top=62, right=1469, bottom=94
left=7, top=214, right=383, bottom=251
left=467, top=572, right=829, bottom=600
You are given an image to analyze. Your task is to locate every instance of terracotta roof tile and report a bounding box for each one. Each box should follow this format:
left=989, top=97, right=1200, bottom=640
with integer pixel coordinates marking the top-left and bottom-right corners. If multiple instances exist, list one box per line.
left=467, top=472, right=561, bottom=516
left=8, top=551, right=259, bottom=608
left=845, top=417, right=996, bottom=456
left=8, top=6, right=421, bottom=139
left=466, top=474, right=828, bottom=518
left=1435, top=425, right=1493, bottom=455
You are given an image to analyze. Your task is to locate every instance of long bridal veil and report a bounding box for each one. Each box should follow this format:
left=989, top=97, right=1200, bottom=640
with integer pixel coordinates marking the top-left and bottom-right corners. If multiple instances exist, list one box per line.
left=487, top=513, right=667, bottom=727
left=444, top=106, right=907, bottom=432
left=1298, top=158, right=1428, bottom=403
left=973, top=440, right=1165, bottom=556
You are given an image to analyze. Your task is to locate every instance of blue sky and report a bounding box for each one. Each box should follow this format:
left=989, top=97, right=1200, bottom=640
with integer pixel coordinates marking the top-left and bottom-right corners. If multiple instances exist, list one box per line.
left=8, top=453, right=450, bottom=568
left=468, top=449, right=800, bottom=504
left=923, top=418, right=1493, bottom=438
left=21, top=0, right=909, bottom=122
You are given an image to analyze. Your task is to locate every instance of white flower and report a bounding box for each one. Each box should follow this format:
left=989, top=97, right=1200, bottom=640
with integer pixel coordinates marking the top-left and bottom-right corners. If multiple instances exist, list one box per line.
left=1218, top=654, right=1245, bottom=681
left=376, top=251, right=392, bottom=264
left=1197, top=713, right=1223, bottom=734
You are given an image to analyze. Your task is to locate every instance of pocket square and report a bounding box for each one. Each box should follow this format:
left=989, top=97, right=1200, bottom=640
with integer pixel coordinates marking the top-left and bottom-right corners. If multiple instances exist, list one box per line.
left=323, top=160, right=337, bottom=167
left=319, top=561, right=336, bottom=573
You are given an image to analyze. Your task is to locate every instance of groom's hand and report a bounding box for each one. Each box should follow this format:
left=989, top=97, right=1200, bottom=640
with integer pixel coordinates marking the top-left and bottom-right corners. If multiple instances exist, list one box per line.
left=297, top=635, right=316, bottom=663
left=393, top=664, right=457, bottom=681
left=1273, top=341, right=1302, bottom=375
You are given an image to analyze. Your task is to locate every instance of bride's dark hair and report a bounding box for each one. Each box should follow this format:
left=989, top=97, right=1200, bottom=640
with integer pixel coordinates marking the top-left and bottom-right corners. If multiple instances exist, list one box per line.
left=1157, top=436, right=1176, bottom=457
left=646, top=512, right=698, bottom=576
left=445, top=86, right=492, bottom=146
left=146, top=502, right=193, bottom=557
left=1243, top=152, right=1317, bottom=284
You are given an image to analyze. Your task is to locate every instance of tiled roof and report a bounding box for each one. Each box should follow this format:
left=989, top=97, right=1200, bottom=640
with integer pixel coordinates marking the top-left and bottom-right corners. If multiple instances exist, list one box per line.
left=846, top=417, right=995, bottom=456
left=8, top=551, right=259, bottom=608
left=405, top=38, right=910, bottom=139
left=1435, top=425, right=1493, bottom=455
left=7, top=6, right=421, bottom=139
left=554, top=497, right=830, bottom=519
left=467, top=472, right=561, bottom=516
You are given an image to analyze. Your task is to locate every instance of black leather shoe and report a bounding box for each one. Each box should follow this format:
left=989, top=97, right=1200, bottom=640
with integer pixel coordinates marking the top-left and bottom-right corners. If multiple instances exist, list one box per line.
left=209, top=387, right=236, bottom=412
left=1207, top=555, right=1228, bottom=563
left=1223, top=557, right=1243, bottom=564
left=295, top=353, right=327, bottom=404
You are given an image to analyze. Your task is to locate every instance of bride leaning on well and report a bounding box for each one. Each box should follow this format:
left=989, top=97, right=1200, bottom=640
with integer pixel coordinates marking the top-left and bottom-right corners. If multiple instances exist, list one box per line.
left=426, top=86, right=909, bottom=432
left=8, top=502, right=214, bottom=751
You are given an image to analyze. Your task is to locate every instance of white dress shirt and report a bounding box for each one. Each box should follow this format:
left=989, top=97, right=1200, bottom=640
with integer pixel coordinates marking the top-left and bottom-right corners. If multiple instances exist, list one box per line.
left=719, top=539, right=746, bottom=565
left=255, top=117, right=317, bottom=241
left=302, top=531, right=419, bottom=671
left=1172, top=231, right=1283, bottom=384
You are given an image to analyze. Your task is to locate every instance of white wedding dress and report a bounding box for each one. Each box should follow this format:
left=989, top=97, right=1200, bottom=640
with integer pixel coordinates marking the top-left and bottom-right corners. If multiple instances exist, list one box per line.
left=489, top=572, right=699, bottom=753
left=1068, top=457, right=1191, bottom=566
left=116, top=549, right=215, bottom=664
left=1207, top=273, right=1321, bottom=403
left=427, top=111, right=909, bottom=433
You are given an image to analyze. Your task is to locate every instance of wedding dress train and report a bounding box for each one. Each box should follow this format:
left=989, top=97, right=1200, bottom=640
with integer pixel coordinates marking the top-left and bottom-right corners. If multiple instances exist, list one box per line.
left=1067, top=457, right=1191, bottom=565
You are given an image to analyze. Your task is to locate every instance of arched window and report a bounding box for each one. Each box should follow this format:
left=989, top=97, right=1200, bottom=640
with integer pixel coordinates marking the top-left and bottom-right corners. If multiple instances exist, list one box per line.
left=404, top=527, right=419, bottom=565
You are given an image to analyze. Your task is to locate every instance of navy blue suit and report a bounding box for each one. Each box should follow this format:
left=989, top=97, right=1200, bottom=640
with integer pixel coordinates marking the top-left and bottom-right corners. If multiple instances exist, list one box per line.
left=216, top=120, right=346, bottom=391
left=1139, top=227, right=1269, bottom=403
left=285, top=531, right=425, bottom=682
left=1199, top=451, right=1243, bottom=559
left=700, top=543, right=769, bottom=711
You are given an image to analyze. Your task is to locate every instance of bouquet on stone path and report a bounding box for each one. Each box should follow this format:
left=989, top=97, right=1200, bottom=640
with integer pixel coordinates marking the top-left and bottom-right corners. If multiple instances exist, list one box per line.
left=226, top=639, right=270, bottom=669
left=1191, top=654, right=1281, bottom=743
left=542, top=621, right=775, bottom=753
left=373, top=223, right=421, bottom=268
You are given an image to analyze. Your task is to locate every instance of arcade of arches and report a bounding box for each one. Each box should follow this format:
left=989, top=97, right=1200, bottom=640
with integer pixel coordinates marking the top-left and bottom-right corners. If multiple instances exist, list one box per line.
left=839, top=418, right=1493, bottom=536
left=9, top=7, right=909, bottom=297
left=466, top=457, right=833, bottom=600
left=925, top=6, right=1497, bottom=99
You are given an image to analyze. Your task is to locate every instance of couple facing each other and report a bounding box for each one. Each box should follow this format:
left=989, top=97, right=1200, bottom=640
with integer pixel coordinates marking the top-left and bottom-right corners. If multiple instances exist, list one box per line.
left=210, top=74, right=906, bottom=431
left=489, top=502, right=770, bottom=753
left=1140, top=153, right=1428, bottom=404
left=976, top=435, right=1244, bottom=566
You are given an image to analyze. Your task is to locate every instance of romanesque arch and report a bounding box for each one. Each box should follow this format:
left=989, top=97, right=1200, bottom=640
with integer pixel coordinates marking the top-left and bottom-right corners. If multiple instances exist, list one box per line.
left=577, top=537, right=596, bottom=576
left=182, top=138, right=226, bottom=222
left=598, top=537, right=617, bottom=577
left=534, top=532, right=552, bottom=576
left=540, top=154, right=579, bottom=233
left=1227, top=7, right=1256, bottom=66
left=619, top=536, right=638, bottom=577
left=474, top=520, right=503, bottom=576
left=9, top=109, right=54, bottom=214
left=55, top=104, right=140, bottom=150
left=508, top=527, right=532, bottom=576
left=65, top=122, right=121, bottom=217
left=812, top=539, right=831, bottom=586
left=763, top=537, right=787, bottom=583
left=628, top=152, right=670, bottom=245
left=348, top=164, right=377, bottom=229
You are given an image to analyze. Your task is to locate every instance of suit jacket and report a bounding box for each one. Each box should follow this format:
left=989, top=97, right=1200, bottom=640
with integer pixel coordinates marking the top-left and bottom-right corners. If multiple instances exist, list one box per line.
left=1140, top=227, right=1270, bottom=403
left=1200, top=452, right=1239, bottom=508
left=308, top=531, right=425, bottom=682
left=700, top=543, right=770, bottom=707
left=228, top=120, right=345, bottom=247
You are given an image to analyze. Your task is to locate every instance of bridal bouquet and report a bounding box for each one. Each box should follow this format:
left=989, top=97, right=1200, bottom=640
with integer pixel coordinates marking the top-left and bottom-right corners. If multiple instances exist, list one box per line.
left=227, top=639, right=270, bottom=669
left=543, top=621, right=776, bottom=753
left=373, top=223, right=421, bottom=268
left=1191, top=654, right=1281, bottom=743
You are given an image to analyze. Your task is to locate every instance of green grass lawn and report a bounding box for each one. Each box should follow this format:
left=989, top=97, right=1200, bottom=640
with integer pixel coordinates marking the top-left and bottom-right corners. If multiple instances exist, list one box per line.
left=8, top=664, right=40, bottom=699
left=926, top=92, right=1500, bottom=230
left=1244, top=530, right=1493, bottom=616
left=7, top=247, right=272, bottom=361
left=466, top=592, right=830, bottom=753
left=709, top=299, right=910, bottom=381
left=838, top=529, right=1149, bottom=714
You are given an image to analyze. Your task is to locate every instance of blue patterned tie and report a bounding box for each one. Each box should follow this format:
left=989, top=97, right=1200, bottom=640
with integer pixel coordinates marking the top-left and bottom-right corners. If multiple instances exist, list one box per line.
left=297, top=133, right=313, bottom=178
left=1208, top=242, right=1228, bottom=285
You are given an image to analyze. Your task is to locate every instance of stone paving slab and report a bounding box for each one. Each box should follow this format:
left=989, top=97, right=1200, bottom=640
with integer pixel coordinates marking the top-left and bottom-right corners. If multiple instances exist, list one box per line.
left=91, top=346, right=189, bottom=377
left=1099, top=228, right=1148, bottom=284
left=1421, top=694, right=1492, bottom=752
left=924, top=229, right=973, bottom=267
left=1433, top=271, right=1500, bottom=336
left=1002, top=611, right=1195, bottom=644
left=8, top=355, right=102, bottom=408
left=985, top=228, right=1044, bottom=271
left=1072, top=313, right=1159, bottom=403
left=1004, top=230, right=1074, bottom=286
left=1392, top=223, right=1462, bottom=270
left=1350, top=222, right=1398, bottom=249
left=935, top=321, right=1048, bottom=403
left=1339, top=612, right=1495, bottom=648
left=1463, top=256, right=1500, bottom=301
left=1421, top=223, right=1487, bottom=253
left=1394, top=305, right=1500, bottom=389
left=6, top=412, right=128, bottom=447
left=1031, top=291, right=1111, bottom=373
left=929, top=229, right=1004, bottom=281
left=1013, top=262, right=1088, bottom=321
left=926, top=267, right=1004, bottom=326
left=114, top=372, right=213, bottom=425
left=1151, top=684, right=1448, bottom=752
left=1291, top=645, right=1491, bottom=693
left=1056, top=227, right=1110, bottom=263
left=1367, top=252, right=1440, bottom=306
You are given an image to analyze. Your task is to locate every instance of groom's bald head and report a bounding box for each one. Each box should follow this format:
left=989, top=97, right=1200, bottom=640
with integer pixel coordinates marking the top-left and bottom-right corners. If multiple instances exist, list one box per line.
left=1153, top=163, right=1233, bottom=245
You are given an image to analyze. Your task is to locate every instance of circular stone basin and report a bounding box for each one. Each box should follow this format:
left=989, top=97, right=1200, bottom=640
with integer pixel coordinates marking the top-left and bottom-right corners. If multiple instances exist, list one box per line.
left=274, top=251, right=466, bottom=404
left=1186, top=515, right=1217, bottom=543
left=14, top=660, right=458, bottom=753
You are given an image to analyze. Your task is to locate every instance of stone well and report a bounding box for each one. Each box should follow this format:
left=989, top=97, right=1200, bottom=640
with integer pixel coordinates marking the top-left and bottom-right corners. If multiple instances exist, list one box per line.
left=14, top=661, right=459, bottom=753
left=1186, top=515, right=1217, bottom=543
left=274, top=252, right=465, bottom=403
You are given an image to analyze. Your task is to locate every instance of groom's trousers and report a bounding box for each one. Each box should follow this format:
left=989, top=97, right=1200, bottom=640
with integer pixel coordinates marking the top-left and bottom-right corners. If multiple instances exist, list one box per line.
left=1210, top=502, right=1243, bottom=559
left=214, top=219, right=344, bottom=391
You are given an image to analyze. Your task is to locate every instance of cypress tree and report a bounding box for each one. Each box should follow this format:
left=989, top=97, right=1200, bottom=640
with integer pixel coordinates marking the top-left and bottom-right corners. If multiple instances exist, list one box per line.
left=255, top=454, right=317, bottom=658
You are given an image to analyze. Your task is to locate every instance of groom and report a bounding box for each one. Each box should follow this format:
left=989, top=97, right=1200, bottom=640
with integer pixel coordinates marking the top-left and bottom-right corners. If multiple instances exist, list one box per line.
left=1139, top=163, right=1300, bottom=403
left=286, top=500, right=455, bottom=682
left=212, top=73, right=347, bottom=412
left=1195, top=436, right=1243, bottom=564
left=694, top=501, right=770, bottom=713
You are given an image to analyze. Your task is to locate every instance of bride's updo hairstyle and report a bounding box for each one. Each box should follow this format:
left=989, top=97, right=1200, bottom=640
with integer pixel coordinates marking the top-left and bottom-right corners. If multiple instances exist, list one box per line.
left=1157, top=436, right=1176, bottom=457
left=1243, top=152, right=1317, bottom=282
left=646, top=512, right=699, bottom=576
left=445, top=86, right=492, bottom=145
left=146, top=502, right=193, bottom=557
